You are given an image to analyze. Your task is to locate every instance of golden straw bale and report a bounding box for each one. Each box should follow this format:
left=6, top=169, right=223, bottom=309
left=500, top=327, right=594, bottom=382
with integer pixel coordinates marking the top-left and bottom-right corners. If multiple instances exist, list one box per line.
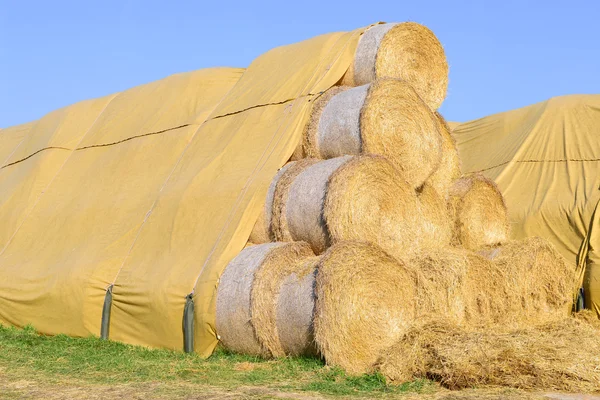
left=277, top=155, right=449, bottom=258
left=342, top=22, right=448, bottom=110
left=251, top=254, right=319, bottom=357
left=448, top=174, right=509, bottom=250
left=314, top=242, right=418, bottom=374
left=216, top=242, right=313, bottom=357
left=301, top=86, right=347, bottom=158
left=305, top=79, right=442, bottom=189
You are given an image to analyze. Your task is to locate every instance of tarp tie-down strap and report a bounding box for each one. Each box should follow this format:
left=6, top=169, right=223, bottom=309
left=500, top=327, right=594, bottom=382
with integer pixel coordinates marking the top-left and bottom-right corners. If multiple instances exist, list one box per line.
left=100, top=284, right=114, bottom=339
left=183, top=293, right=195, bottom=353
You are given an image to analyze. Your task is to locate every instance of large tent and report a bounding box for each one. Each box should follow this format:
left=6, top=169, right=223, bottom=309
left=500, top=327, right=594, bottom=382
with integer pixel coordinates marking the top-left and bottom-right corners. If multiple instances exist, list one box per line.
left=452, top=94, right=600, bottom=316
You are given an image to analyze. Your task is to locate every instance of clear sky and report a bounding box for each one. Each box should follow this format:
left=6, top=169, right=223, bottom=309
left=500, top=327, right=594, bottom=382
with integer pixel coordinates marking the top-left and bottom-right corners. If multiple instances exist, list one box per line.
left=1, top=0, right=599, bottom=128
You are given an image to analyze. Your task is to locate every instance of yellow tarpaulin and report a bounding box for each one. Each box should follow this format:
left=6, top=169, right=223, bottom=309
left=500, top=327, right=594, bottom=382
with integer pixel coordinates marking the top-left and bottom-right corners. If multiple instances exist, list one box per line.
left=452, top=95, right=600, bottom=316
left=0, top=27, right=365, bottom=356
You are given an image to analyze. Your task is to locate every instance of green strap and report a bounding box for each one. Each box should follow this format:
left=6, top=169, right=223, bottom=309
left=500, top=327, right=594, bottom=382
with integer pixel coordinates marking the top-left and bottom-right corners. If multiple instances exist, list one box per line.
left=183, top=293, right=195, bottom=353
left=100, top=285, right=113, bottom=340
left=576, top=287, right=585, bottom=312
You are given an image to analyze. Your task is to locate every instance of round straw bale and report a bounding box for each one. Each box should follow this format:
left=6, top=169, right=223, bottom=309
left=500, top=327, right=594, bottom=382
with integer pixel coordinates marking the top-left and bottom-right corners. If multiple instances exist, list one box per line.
left=282, top=155, right=423, bottom=258
left=379, top=316, right=600, bottom=392
left=281, top=156, right=352, bottom=253
left=479, top=237, right=575, bottom=323
left=251, top=254, right=319, bottom=357
left=426, top=112, right=461, bottom=198
left=314, top=241, right=418, bottom=374
left=416, top=183, right=453, bottom=248
left=216, top=242, right=313, bottom=356
left=342, top=22, right=448, bottom=110
left=306, top=79, right=442, bottom=189
left=448, top=174, right=509, bottom=250
left=302, top=86, right=347, bottom=158
left=271, top=159, right=319, bottom=243
left=249, top=163, right=293, bottom=244
left=324, top=156, right=426, bottom=259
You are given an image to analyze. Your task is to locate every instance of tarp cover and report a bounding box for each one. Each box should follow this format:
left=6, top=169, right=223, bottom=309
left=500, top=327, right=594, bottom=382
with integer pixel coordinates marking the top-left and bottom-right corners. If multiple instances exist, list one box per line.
left=0, top=27, right=365, bottom=356
left=452, top=95, right=600, bottom=317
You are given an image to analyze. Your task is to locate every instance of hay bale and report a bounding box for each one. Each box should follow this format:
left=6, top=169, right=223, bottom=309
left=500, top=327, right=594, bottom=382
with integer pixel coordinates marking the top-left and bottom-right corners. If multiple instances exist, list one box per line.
left=314, top=241, right=418, bottom=374
left=378, top=315, right=600, bottom=392
left=272, top=159, right=319, bottom=243
left=216, top=242, right=314, bottom=356
left=479, top=237, right=575, bottom=323
left=304, top=79, right=442, bottom=189
left=280, top=156, right=352, bottom=253
left=426, top=112, right=461, bottom=198
left=301, top=86, right=348, bottom=158
left=448, top=174, right=509, bottom=250
left=251, top=254, right=319, bottom=357
left=341, top=22, right=448, bottom=110
left=249, top=163, right=294, bottom=244
left=281, top=155, right=431, bottom=259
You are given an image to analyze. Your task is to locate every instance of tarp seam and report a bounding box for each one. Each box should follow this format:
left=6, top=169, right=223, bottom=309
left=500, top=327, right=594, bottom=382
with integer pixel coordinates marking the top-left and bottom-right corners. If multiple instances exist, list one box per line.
left=4, top=99, right=340, bottom=169
left=1, top=147, right=71, bottom=169
left=75, top=124, right=192, bottom=151
left=469, top=158, right=600, bottom=174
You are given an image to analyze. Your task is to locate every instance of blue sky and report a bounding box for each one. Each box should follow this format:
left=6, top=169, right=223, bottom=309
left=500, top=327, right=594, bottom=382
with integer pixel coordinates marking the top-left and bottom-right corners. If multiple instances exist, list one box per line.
left=1, top=0, right=598, bottom=128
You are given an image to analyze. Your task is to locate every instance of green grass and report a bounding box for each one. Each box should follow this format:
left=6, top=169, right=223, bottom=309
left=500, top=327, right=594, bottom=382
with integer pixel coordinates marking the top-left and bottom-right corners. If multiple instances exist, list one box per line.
left=0, top=323, right=432, bottom=398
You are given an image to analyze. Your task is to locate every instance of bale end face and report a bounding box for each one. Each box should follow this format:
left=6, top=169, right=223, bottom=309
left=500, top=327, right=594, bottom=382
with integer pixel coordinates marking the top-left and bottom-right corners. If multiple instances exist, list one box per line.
left=375, top=22, right=448, bottom=110
left=448, top=174, right=509, bottom=250
left=360, top=79, right=443, bottom=189
left=324, top=155, right=422, bottom=261
left=314, top=241, right=417, bottom=374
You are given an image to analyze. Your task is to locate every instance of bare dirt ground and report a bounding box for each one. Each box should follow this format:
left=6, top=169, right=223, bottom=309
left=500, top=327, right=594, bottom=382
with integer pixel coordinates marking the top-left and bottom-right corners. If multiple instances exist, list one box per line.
left=2, top=373, right=598, bottom=400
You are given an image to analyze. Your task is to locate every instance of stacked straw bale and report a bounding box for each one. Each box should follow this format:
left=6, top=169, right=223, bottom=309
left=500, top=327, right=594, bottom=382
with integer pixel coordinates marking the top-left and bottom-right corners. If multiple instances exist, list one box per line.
left=448, top=174, right=510, bottom=250
left=340, top=22, right=448, bottom=110
left=313, top=242, right=418, bottom=374
left=299, top=79, right=442, bottom=189
left=216, top=242, right=317, bottom=357
left=378, top=313, right=600, bottom=392
left=271, top=155, right=452, bottom=259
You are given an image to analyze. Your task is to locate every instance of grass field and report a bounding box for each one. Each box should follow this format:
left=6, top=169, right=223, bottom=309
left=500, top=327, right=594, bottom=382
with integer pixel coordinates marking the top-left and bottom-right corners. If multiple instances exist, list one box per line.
left=0, top=324, right=557, bottom=399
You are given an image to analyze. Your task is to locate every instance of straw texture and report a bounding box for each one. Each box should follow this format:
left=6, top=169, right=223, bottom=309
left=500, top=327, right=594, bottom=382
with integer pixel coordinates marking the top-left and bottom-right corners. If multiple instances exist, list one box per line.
left=216, top=242, right=313, bottom=357
left=379, top=313, right=600, bottom=392
left=448, top=174, right=509, bottom=250
left=314, top=241, right=417, bottom=374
